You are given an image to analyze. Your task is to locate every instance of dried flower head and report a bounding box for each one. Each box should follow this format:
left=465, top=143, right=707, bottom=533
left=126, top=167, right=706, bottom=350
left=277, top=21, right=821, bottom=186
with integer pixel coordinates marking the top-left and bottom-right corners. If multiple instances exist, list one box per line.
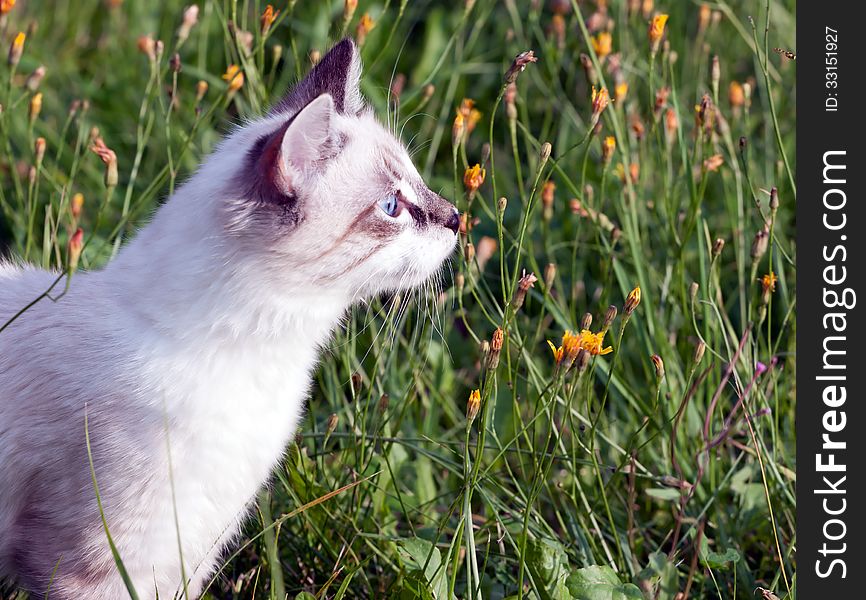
left=505, top=50, right=537, bottom=84
left=693, top=340, right=706, bottom=365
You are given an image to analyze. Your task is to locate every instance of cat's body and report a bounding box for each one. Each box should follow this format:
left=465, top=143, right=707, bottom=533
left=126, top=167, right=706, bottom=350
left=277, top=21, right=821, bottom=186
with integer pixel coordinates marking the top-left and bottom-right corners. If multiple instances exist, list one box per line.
left=0, top=40, right=457, bottom=599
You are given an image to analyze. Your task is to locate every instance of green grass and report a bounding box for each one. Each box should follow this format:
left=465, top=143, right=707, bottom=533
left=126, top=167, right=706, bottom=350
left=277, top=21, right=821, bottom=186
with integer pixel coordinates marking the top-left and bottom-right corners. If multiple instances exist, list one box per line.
left=0, top=0, right=796, bottom=598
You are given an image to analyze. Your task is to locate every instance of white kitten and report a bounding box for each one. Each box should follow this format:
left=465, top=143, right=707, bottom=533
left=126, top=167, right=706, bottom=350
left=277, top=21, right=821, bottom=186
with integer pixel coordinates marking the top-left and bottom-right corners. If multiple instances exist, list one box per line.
left=0, top=39, right=458, bottom=599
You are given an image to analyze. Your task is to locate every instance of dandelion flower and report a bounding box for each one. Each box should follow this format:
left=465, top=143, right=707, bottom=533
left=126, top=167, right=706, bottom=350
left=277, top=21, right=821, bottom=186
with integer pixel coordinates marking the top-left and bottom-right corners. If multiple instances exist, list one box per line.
left=467, top=389, right=481, bottom=421
left=260, top=4, right=279, bottom=36
left=760, top=272, right=778, bottom=293
left=592, top=32, right=613, bottom=59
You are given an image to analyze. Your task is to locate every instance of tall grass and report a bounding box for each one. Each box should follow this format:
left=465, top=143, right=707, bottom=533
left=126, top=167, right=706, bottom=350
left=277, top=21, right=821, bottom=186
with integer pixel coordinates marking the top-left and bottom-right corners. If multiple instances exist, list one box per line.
left=0, top=0, right=796, bottom=598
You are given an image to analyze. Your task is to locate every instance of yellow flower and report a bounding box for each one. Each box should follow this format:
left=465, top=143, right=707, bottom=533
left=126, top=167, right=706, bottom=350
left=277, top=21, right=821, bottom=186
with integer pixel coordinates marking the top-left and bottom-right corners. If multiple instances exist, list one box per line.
left=547, top=340, right=565, bottom=365
left=648, top=14, right=669, bottom=50
left=615, top=81, right=628, bottom=102
left=760, top=271, right=778, bottom=293
left=222, top=64, right=244, bottom=92
left=578, top=329, right=613, bottom=356
left=464, top=164, right=486, bottom=193
left=591, top=32, right=613, bottom=59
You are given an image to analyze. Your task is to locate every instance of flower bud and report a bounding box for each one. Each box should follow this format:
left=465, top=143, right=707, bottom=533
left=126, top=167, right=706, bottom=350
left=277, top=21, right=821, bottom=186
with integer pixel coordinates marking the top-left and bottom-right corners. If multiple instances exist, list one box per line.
left=539, top=142, right=552, bottom=165
left=689, top=281, right=699, bottom=302
left=378, top=393, right=389, bottom=413
left=8, top=32, right=25, bottom=67
left=624, top=286, right=641, bottom=316
left=467, top=389, right=481, bottom=421
left=512, top=270, right=537, bottom=311
left=650, top=354, right=665, bottom=381
left=71, top=193, right=84, bottom=220
left=769, top=186, right=779, bottom=211
left=712, top=237, right=725, bottom=258
left=751, top=224, right=770, bottom=260
left=25, top=65, right=45, bottom=92
left=67, top=227, right=84, bottom=272
left=580, top=312, right=592, bottom=331
left=498, top=196, right=508, bottom=215
left=544, top=263, right=556, bottom=290
left=602, top=305, right=617, bottom=332
left=575, top=348, right=591, bottom=373
left=34, top=137, right=45, bottom=166
left=28, top=92, right=42, bottom=124
left=326, top=413, right=339, bottom=436
left=693, top=340, right=706, bottom=365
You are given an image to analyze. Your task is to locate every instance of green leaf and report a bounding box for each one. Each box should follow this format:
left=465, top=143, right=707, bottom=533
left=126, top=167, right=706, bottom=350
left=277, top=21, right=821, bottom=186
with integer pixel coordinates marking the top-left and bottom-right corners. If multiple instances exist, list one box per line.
left=397, top=538, right=451, bottom=599
left=703, top=548, right=741, bottom=569
left=565, top=565, right=643, bottom=600
left=295, top=593, right=317, bottom=600
left=525, top=538, right=574, bottom=600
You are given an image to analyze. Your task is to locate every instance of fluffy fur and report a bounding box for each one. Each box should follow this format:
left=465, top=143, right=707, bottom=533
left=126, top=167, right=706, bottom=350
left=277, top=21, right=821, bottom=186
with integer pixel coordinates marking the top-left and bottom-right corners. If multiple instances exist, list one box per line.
left=0, top=39, right=457, bottom=599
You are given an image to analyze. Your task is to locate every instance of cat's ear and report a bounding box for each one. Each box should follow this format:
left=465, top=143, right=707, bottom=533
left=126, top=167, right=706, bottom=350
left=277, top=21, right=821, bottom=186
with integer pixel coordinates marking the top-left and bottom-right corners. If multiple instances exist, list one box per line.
left=280, top=94, right=335, bottom=176
left=238, top=94, right=335, bottom=216
left=272, top=38, right=363, bottom=116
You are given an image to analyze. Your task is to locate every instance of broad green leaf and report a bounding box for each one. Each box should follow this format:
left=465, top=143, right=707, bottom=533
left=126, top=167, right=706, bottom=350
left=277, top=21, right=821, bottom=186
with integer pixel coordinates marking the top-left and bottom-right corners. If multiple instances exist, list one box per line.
left=565, top=565, right=643, bottom=600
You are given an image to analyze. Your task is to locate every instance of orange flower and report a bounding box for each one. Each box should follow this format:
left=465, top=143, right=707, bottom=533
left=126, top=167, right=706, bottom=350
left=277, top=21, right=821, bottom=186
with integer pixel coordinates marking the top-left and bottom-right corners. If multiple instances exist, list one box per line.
left=592, top=32, right=613, bottom=59
left=464, top=164, right=486, bottom=193
left=729, top=81, right=745, bottom=107
left=578, top=328, right=613, bottom=356
left=760, top=272, right=778, bottom=293
left=1, top=0, right=16, bottom=15
left=222, top=64, right=244, bottom=92
left=615, top=81, right=628, bottom=103
left=260, top=4, right=280, bottom=35
left=71, top=193, right=84, bottom=220
left=356, top=13, right=375, bottom=46
left=648, top=14, right=669, bottom=51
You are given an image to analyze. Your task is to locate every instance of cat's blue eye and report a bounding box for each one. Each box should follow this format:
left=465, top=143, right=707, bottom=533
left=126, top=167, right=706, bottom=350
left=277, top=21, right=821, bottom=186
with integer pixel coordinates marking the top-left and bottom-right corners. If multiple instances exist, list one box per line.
left=379, top=193, right=401, bottom=217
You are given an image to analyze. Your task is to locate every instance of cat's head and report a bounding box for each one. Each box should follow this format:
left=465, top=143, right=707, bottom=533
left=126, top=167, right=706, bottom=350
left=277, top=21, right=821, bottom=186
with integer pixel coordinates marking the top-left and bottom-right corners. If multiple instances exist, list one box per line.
left=217, top=39, right=458, bottom=302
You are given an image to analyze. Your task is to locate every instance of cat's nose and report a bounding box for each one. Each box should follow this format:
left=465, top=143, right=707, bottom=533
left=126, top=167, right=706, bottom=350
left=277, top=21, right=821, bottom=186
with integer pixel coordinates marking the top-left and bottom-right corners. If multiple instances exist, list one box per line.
left=444, top=210, right=459, bottom=234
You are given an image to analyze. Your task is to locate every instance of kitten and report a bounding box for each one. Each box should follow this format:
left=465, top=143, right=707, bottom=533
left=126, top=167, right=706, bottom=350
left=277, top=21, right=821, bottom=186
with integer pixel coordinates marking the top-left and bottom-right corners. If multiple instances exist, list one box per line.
left=0, top=39, right=458, bottom=599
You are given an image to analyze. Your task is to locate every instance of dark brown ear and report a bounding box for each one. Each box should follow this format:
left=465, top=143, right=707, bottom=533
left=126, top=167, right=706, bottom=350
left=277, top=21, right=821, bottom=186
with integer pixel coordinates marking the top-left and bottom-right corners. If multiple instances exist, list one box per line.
left=271, top=39, right=363, bottom=117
